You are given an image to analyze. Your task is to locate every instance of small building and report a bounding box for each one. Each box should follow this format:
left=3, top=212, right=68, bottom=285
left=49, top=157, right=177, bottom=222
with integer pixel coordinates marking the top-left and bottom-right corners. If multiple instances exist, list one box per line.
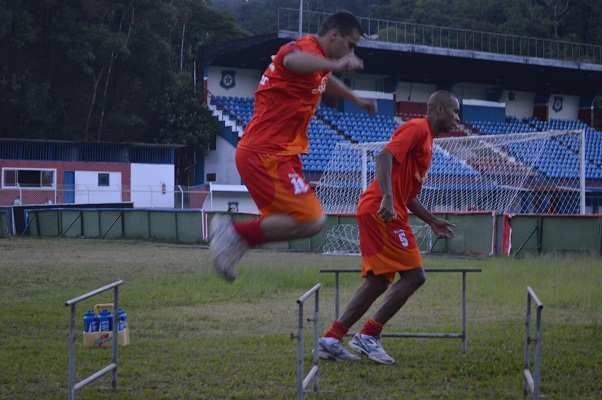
left=0, top=138, right=180, bottom=208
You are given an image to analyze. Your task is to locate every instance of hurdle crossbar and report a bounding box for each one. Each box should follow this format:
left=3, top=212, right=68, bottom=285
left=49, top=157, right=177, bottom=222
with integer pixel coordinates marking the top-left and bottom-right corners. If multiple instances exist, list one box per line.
left=320, top=268, right=481, bottom=353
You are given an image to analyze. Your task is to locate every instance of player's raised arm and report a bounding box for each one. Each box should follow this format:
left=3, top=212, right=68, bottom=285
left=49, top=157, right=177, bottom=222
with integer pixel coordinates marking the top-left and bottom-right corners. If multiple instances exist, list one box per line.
left=283, top=10, right=364, bottom=75
left=326, top=75, right=376, bottom=114
left=283, top=50, right=364, bottom=75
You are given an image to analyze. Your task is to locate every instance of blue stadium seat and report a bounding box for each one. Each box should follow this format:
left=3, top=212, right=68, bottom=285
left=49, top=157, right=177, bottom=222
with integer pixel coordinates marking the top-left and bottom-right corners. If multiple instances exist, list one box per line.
left=212, top=96, right=602, bottom=180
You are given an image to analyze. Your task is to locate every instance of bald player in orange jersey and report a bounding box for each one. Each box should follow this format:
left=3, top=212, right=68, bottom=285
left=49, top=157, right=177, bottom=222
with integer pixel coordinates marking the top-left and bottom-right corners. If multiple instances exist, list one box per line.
left=318, top=91, right=460, bottom=364
left=209, top=11, right=376, bottom=281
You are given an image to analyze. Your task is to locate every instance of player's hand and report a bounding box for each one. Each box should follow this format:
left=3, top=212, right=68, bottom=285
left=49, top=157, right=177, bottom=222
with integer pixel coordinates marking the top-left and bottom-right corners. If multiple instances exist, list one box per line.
left=378, top=195, right=396, bottom=223
left=356, top=98, right=377, bottom=115
left=333, top=53, right=364, bottom=72
left=429, top=218, right=455, bottom=238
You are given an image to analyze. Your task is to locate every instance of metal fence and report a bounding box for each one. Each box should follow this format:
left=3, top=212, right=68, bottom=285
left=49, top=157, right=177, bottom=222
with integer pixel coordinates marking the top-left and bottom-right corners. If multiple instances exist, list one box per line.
left=278, top=8, right=602, bottom=65
left=27, top=208, right=210, bottom=242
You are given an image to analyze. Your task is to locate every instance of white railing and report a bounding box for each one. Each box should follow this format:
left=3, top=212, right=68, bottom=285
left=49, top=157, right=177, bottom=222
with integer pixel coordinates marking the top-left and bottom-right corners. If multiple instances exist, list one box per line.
left=278, top=8, right=602, bottom=65
left=0, top=185, right=210, bottom=209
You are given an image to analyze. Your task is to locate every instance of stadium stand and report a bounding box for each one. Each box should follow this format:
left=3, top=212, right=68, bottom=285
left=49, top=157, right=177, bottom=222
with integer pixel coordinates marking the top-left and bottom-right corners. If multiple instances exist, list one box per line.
left=210, top=95, right=602, bottom=179
left=317, top=106, right=398, bottom=143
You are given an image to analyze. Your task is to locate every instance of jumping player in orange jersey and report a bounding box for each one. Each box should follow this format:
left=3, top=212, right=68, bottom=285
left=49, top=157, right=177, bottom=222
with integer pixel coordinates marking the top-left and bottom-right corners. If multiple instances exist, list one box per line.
left=318, top=91, right=460, bottom=364
left=210, top=11, right=376, bottom=281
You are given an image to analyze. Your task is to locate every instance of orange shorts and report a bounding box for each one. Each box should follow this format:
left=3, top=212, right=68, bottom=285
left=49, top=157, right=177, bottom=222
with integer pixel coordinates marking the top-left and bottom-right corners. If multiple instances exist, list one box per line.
left=358, top=213, right=423, bottom=282
left=236, top=147, right=322, bottom=222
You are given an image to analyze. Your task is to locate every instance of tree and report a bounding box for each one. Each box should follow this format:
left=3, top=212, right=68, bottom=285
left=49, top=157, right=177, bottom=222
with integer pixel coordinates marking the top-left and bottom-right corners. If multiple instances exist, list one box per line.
left=534, top=0, right=571, bottom=39
left=0, top=0, right=244, bottom=144
left=151, top=73, right=219, bottom=150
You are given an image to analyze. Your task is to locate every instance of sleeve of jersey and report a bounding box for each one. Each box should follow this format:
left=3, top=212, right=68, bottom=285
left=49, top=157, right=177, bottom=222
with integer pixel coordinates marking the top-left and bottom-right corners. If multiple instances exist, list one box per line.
left=273, top=40, right=323, bottom=72
left=384, top=124, right=425, bottom=164
left=273, top=42, right=302, bottom=69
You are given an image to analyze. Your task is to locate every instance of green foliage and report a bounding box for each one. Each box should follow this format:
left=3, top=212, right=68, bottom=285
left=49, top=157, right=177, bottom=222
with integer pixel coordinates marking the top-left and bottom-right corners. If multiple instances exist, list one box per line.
left=151, top=73, right=219, bottom=150
left=0, top=0, right=243, bottom=143
left=2, top=0, right=601, bottom=145
left=215, top=0, right=602, bottom=45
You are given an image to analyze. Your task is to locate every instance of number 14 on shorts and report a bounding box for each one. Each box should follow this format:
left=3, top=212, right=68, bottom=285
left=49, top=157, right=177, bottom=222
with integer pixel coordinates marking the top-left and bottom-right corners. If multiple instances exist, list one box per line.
left=288, top=172, right=309, bottom=195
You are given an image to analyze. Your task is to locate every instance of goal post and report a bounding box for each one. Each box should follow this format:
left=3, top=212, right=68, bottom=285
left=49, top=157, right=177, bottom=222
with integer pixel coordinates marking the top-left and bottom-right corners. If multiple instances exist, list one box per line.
left=316, top=130, right=586, bottom=217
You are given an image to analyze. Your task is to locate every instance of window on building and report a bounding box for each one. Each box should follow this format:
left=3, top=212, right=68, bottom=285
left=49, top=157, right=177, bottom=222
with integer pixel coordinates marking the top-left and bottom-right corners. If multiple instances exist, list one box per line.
left=206, top=173, right=216, bottom=182
left=98, top=173, right=110, bottom=187
left=2, top=169, right=55, bottom=188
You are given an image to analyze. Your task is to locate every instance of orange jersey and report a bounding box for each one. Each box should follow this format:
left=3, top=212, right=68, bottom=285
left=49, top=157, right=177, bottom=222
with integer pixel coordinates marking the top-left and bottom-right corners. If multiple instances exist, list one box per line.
left=238, top=35, right=331, bottom=156
left=358, top=118, right=434, bottom=220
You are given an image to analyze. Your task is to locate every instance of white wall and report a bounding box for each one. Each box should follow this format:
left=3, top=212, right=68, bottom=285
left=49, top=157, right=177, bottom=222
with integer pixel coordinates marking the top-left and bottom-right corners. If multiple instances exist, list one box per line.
left=130, top=164, right=175, bottom=208
left=204, top=136, right=240, bottom=185
left=548, top=94, right=579, bottom=120
left=207, top=66, right=262, bottom=98
left=203, top=192, right=258, bottom=214
left=74, top=171, right=122, bottom=204
left=395, top=81, right=437, bottom=102
left=502, top=90, right=535, bottom=119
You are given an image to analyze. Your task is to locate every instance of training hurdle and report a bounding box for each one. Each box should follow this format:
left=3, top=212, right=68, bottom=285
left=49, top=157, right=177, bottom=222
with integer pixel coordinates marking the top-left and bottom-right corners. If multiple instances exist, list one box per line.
left=523, top=287, right=544, bottom=399
left=65, top=280, right=124, bottom=400
left=292, top=283, right=321, bottom=400
left=320, top=268, right=481, bottom=353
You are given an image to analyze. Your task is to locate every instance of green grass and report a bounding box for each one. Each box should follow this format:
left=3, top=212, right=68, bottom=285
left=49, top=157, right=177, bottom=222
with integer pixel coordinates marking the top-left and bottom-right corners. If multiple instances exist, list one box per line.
left=0, top=238, right=601, bottom=399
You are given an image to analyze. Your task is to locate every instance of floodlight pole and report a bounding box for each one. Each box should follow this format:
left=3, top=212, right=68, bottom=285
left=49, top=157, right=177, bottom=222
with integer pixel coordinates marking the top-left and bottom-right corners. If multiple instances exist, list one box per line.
left=298, top=0, right=303, bottom=37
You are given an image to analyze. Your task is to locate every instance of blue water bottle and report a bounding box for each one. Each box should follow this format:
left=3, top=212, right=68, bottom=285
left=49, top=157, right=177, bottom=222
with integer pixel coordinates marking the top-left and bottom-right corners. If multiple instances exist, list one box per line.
left=117, top=308, right=128, bottom=331
left=98, top=309, right=113, bottom=331
left=83, top=310, right=99, bottom=332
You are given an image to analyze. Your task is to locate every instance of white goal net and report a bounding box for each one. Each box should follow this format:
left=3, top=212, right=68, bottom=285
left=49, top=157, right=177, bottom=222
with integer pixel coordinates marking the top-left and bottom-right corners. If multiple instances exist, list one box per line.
left=317, top=130, right=586, bottom=255
left=316, top=130, right=586, bottom=216
left=321, top=223, right=433, bottom=256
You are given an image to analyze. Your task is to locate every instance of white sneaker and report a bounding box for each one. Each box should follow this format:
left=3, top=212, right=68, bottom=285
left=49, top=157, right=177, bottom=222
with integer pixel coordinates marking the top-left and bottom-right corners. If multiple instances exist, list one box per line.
left=348, top=333, right=395, bottom=365
left=209, top=214, right=248, bottom=282
left=317, top=337, right=360, bottom=362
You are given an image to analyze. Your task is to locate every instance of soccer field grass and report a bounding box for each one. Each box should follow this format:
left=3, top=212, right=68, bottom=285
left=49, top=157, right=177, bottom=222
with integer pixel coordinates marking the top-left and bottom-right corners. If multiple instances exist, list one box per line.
left=0, top=238, right=600, bottom=399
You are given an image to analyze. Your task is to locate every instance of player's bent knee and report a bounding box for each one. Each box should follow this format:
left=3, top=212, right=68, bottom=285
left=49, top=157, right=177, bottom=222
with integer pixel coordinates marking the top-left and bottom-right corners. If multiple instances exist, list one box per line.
left=366, top=273, right=390, bottom=292
left=299, top=214, right=326, bottom=237
left=414, top=268, right=427, bottom=287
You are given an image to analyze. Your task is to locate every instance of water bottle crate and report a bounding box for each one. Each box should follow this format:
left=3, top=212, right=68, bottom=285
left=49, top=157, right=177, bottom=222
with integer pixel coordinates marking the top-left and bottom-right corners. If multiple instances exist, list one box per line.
left=82, top=303, right=130, bottom=348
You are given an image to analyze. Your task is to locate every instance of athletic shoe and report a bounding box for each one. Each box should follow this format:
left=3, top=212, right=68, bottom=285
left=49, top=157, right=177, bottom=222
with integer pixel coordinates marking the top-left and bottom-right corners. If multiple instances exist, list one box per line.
left=317, top=337, right=361, bottom=362
left=209, top=214, right=248, bottom=282
left=348, top=333, right=395, bottom=365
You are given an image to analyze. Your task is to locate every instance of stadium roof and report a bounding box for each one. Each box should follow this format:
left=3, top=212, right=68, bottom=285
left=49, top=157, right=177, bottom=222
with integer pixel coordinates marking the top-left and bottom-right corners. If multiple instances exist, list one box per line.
left=0, top=138, right=181, bottom=164
left=199, top=32, right=602, bottom=97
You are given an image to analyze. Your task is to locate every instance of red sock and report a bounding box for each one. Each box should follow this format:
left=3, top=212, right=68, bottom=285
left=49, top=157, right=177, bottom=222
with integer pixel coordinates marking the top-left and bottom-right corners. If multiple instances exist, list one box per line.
left=233, top=220, right=266, bottom=247
left=323, top=320, right=348, bottom=341
left=361, top=319, right=383, bottom=337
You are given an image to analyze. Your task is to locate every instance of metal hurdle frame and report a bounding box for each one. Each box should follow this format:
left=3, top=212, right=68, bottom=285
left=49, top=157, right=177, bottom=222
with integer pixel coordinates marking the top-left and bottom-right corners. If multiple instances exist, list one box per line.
left=523, top=286, right=544, bottom=399
left=65, top=280, right=124, bottom=400
left=320, top=268, right=481, bottom=353
left=293, top=283, right=321, bottom=400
